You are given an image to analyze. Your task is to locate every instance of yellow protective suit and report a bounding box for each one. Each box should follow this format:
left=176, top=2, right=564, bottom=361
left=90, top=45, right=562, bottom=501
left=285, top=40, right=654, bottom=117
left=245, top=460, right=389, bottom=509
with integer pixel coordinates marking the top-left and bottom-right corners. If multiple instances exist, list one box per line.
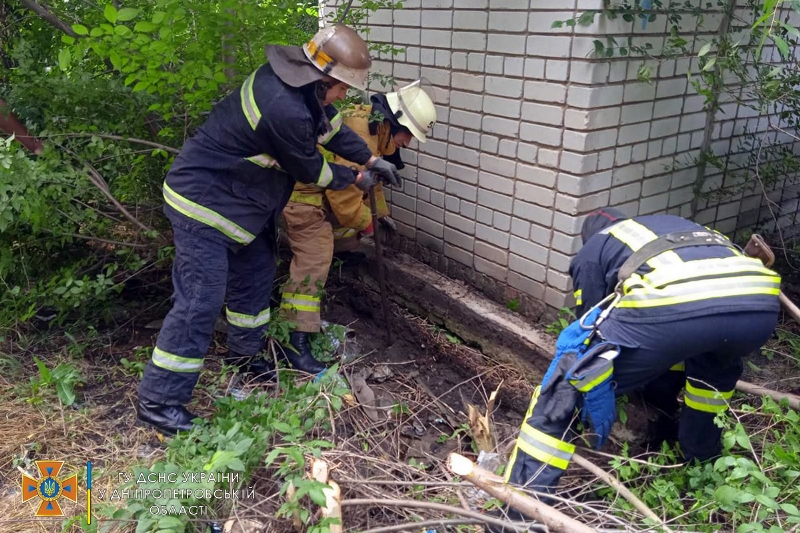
left=279, top=105, right=395, bottom=333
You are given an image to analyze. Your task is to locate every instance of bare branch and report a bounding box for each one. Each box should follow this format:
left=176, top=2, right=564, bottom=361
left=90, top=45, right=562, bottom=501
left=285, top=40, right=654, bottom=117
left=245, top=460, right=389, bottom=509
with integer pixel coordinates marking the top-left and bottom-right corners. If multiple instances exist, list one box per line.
left=18, top=0, right=77, bottom=37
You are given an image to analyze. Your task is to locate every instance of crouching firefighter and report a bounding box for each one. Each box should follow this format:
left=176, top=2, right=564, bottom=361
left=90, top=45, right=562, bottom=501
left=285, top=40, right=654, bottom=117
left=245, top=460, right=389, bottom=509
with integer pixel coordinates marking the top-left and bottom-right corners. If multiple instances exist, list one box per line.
left=502, top=208, right=780, bottom=515
left=136, top=24, right=404, bottom=435
left=278, top=80, right=437, bottom=372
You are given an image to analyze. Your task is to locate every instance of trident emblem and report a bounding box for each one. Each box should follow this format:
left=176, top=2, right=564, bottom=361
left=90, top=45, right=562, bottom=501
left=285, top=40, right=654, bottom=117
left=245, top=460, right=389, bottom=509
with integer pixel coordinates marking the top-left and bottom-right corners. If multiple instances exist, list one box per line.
left=21, top=461, right=78, bottom=517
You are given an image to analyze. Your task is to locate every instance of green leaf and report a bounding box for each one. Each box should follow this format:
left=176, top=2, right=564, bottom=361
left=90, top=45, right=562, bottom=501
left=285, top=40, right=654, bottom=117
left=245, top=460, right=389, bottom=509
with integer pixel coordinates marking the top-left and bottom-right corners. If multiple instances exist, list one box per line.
left=755, top=494, right=779, bottom=509
left=551, top=20, right=564, bottom=28
left=103, top=4, right=117, bottom=24
left=714, top=485, right=738, bottom=508
left=116, top=8, right=140, bottom=21
left=134, top=21, right=158, bottom=33
left=58, top=48, right=71, bottom=71
left=56, top=381, right=76, bottom=406
left=782, top=503, right=800, bottom=516
left=61, top=35, right=75, bottom=45
left=90, top=27, right=104, bottom=37
left=702, top=56, right=717, bottom=72
left=698, top=41, right=712, bottom=56
left=773, top=35, right=790, bottom=58
left=152, top=11, right=166, bottom=24
left=35, top=357, right=51, bottom=383
left=72, top=24, right=89, bottom=36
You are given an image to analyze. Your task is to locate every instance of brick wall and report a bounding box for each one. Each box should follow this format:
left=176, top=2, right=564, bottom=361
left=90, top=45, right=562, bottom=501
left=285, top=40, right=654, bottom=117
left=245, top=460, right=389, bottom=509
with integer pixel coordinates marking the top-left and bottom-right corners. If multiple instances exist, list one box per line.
left=340, top=0, right=800, bottom=318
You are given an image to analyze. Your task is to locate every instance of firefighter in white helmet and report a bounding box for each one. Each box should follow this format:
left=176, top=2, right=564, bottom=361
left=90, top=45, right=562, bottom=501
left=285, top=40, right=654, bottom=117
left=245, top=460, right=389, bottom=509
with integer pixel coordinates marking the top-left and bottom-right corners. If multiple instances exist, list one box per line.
left=279, top=80, right=437, bottom=369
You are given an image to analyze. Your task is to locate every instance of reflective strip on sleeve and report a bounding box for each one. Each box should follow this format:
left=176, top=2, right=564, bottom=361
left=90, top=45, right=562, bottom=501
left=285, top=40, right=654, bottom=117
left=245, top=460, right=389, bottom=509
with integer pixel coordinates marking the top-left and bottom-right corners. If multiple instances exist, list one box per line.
left=240, top=70, right=262, bottom=130
left=617, top=275, right=781, bottom=308
left=246, top=153, right=283, bottom=170
left=152, top=347, right=203, bottom=373
left=318, top=113, right=343, bottom=145
left=317, top=161, right=334, bottom=187
left=684, top=381, right=734, bottom=413
left=289, top=191, right=325, bottom=206
left=568, top=359, right=613, bottom=393
left=515, top=423, right=575, bottom=470
left=163, top=182, right=255, bottom=244
left=573, top=289, right=583, bottom=306
left=670, top=362, right=685, bottom=372
left=226, top=307, right=271, bottom=329
left=280, top=292, right=321, bottom=313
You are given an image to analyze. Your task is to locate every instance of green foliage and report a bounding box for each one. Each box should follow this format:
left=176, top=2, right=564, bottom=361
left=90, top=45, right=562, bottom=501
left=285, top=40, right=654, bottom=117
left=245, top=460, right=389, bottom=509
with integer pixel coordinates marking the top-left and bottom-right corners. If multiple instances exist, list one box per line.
left=95, top=370, right=348, bottom=532
left=29, top=357, right=83, bottom=406
left=606, top=397, right=800, bottom=532
left=506, top=298, right=520, bottom=313
left=545, top=307, right=576, bottom=335
left=308, top=322, right=348, bottom=362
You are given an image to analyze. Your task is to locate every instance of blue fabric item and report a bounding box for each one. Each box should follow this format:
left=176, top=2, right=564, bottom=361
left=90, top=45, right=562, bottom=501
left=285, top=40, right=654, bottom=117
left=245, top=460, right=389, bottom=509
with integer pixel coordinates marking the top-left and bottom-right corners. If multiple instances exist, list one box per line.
left=581, top=378, right=617, bottom=449
left=641, top=0, right=652, bottom=29
left=541, top=307, right=602, bottom=389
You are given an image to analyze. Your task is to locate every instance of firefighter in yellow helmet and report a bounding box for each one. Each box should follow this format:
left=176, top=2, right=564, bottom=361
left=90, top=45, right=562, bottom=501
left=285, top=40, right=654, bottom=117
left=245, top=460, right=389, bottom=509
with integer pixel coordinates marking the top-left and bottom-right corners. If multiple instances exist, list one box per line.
left=279, top=81, right=437, bottom=371
left=135, top=24, right=404, bottom=436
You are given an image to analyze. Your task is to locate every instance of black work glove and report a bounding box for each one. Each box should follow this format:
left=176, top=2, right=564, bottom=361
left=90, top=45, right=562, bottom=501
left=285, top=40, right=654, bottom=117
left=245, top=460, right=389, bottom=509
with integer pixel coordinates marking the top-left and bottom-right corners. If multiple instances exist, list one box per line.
left=355, top=169, right=377, bottom=192
left=537, top=352, right=580, bottom=424
left=367, top=157, right=402, bottom=188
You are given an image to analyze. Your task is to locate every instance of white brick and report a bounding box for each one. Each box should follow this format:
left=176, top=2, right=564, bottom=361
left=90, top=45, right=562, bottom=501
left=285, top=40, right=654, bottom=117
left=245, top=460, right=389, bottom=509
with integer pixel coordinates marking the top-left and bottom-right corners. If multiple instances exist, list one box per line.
left=680, top=112, right=707, bottom=133
left=619, top=102, right=654, bottom=124
left=615, top=145, right=632, bottom=166
left=480, top=155, right=517, bottom=179
left=570, top=61, right=610, bottom=84
left=483, top=95, right=522, bottom=118
left=477, top=187, right=514, bottom=215
left=486, top=55, right=504, bottom=75
left=520, top=122, right=562, bottom=146
left=498, top=139, right=517, bottom=158
left=545, top=60, right=569, bottom=81
left=623, top=81, right=656, bottom=103
left=513, top=167, right=554, bottom=192
left=567, top=85, right=624, bottom=108
left=516, top=182, right=556, bottom=207
left=518, top=143, right=538, bottom=163
left=513, top=199, right=554, bottom=226
left=418, top=154, right=446, bottom=174
left=448, top=145, right=479, bottom=167
left=555, top=190, right=610, bottom=215
left=563, top=107, right=621, bottom=130
left=445, top=212, right=476, bottom=234
left=610, top=182, right=642, bottom=204
left=420, top=10, right=452, bottom=28
left=486, top=76, right=523, bottom=98
left=418, top=169, right=445, bottom=189
left=650, top=117, right=680, bottom=138
left=668, top=186, right=694, bottom=208
left=524, top=81, right=567, bottom=103
left=618, top=122, right=651, bottom=145
left=524, top=58, right=546, bottom=78
left=521, top=102, right=564, bottom=126
left=394, top=28, right=420, bottom=45
left=489, top=11, right=529, bottom=31
left=476, top=205, right=492, bottom=224
left=639, top=192, right=669, bottom=214
left=557, top=170, right=612, bottom=195
left=509, top=254, right=547, bottom=283
left=444, top=228, right=474, bottom=252
left=644, top=156, right=674, bottom=178
left=477, top=223, right=510, bottom=248
left=468, top=53, right=486, bottom=72
left=422, top=29, right=452, bottom=47
left=552, top=212, right=583, bottom=235
left=452, top=52, right=468, bottom=70
left=511, top=217, right=531, bottom=238
left=448, top=126, right=465, bottom=145
left=450, top=109, right=482, bottom=129
left=494, top=211, right=512, bottom=231
left=460, top=199, right=476, bottom=218
left=451, top=90, right=483, bottom=112
left=418, top=201, right=445, bottom=223
left=562, top=129, right=617, bottom=151
left=642, top=175, right=671, bottom=196
left=656, top=78, right=687, bottom=98
left=487, top=34, right=528, bottom=54
left=454, top=10, right=488, bottom=30
left=483, top=116, right=520, bottom=137
left=653, top=97, right=684, bottom=118
left=394, top=9, right=422, bottom=26
left=505, top=57, right=524, bottom=76
left=510, top=236, right=549, bottom=265
left=560, top=152, right=599, bottom=175
left=453, top=31, right=488, bottom=51
left=526, top=35, right=571, bottom=57
left=446, top=162, right=479, bottom=185
left=481, top=134, right=499, bottom=153
left=452, top=73, right=485, bottom=92
left=421, top=66, right=451, bottom=86
left=537, top=148, right=560, bottom=168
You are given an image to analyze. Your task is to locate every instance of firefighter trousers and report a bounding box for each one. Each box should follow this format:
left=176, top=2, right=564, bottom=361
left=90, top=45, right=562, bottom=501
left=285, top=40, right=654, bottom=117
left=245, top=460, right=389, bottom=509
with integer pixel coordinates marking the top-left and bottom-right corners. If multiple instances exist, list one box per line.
left=279, top=201, right=335, bottom=333
left=138, top=225, right=276, bottom=405
left=506, top=308, right=778, bottom=493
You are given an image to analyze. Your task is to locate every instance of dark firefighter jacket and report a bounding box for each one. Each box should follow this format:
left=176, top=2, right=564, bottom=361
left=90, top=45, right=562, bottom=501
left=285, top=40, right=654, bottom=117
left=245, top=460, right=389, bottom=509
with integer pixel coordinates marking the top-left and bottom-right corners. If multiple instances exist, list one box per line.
left=570, top=214, right=781, bottom=323
left=163, top=62, right=373, bottom=246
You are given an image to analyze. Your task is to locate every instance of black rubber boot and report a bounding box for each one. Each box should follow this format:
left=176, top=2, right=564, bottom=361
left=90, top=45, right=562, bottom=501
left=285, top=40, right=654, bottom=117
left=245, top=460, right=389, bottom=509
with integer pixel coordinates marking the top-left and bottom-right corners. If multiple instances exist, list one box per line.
left=136, top=398, right=198, bottom=436
left=225, top=352, right=276, bottom=383
left=282, top=332, right=327, bottom=374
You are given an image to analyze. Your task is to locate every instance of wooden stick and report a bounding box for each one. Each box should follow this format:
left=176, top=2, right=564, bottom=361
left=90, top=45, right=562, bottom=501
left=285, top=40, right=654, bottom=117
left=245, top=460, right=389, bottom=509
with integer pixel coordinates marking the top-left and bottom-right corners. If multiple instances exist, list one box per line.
left=447, top=453, right=596, bottom=533
left=736, top=380, right=800, bottom=410
left=571, top=453, right=672, bottom=533
left=779, top=292, right=800, bottom=325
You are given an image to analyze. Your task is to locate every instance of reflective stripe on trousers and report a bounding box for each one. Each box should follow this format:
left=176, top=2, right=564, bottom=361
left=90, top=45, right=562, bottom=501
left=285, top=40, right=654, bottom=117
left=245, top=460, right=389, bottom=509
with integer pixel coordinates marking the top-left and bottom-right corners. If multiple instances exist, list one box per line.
left=226, top=307, right=271, bottom=329
left=684, top=380, right=733, bottom=413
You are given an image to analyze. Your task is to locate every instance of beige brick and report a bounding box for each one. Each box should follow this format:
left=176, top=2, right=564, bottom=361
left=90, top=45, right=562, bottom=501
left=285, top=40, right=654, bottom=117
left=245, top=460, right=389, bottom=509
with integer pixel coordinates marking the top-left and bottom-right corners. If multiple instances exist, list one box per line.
left=509, top=254, right=547, bottom=282
left=479, top=169, right=514, bottom=193
left=520, top=122, right=562, bottom=146
left=516, top=182, right=556, bottom=207
left=524, top=81, right=567, bottom=103
left=547, top=270, right=571, bottom=291
left=557, top=170, right=612, bottom=195
left=508, top=272, right=546, bottom=298
left=445, top=212, right=476, bottom=234
left=516, top=163, right=557, bottom=187
left=417, top=214, right=444, bottom=237
left=478, top=189, right=513, bottom=214
left=510, top=236, right=549, bottom=264
left=447, top=162, right=479, bottom=185
left=475, top=256, right=508, bottom=281
left=513, top=200, right=554, bottom=226
left=560, top=152, right=599, bottom=175
left=445, top=243, right=474, bottom=264
left=521, top=102, right=564, bottom=126
left=477, top=223, right=510, bottom=249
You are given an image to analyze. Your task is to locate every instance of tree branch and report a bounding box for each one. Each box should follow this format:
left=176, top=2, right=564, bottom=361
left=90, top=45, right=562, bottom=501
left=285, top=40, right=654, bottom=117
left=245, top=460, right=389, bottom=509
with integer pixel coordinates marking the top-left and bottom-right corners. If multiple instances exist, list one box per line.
left=57, top=133, right=180, bottom=154
left=18, top=0, right=77, bottom=37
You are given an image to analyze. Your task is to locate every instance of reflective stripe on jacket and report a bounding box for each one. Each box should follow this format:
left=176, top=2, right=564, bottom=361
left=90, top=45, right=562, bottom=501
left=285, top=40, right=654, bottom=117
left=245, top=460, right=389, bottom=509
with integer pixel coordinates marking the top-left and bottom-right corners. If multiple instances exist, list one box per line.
left=569, top=215, right=781, bottom=322
left=163, top=62, right=373, bottom=245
